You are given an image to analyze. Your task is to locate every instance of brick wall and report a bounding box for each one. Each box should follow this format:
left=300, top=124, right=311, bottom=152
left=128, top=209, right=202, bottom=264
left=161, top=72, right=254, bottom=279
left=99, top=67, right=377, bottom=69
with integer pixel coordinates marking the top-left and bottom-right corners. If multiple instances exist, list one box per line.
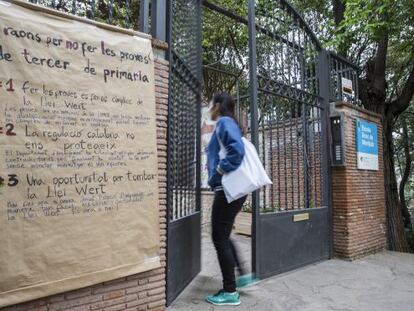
left=259, top=119, right=323, bottom=210
left=240, top=114, right=323, bottom=212
left=1, top=49, right=169, bottom=311
left=332, top=102, right=387, bottom=259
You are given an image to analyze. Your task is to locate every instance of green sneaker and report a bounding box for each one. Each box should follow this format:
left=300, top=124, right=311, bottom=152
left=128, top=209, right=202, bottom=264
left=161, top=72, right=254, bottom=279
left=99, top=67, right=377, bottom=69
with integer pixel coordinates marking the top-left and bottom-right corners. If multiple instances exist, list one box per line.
left=206, top=289, right=241, bottom=306
left=236, top=274, right=259, bottom=289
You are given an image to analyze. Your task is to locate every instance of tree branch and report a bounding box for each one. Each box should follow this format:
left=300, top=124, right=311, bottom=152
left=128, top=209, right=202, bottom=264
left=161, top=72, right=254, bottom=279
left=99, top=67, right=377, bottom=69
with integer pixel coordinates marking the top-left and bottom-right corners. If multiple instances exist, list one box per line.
left=228, top=30, right=245, bottom=68
left=403, top=111, right=414, bottom=117
left=202, top=0, right=319, bottom=50
left=332, top=0, right=348, bottom=56
left=353, top=35, right=370, bottom=65
left=332, top=0, right=345, bottom=26
left=374, top=33, right=388, bottom=93
left=399, top=117, right=413, bottom=228
left=389, top=63, right=414, bottom=117
left=388, top=51, right=414, bottom=102
left=227, top=68, right=245, bottom=92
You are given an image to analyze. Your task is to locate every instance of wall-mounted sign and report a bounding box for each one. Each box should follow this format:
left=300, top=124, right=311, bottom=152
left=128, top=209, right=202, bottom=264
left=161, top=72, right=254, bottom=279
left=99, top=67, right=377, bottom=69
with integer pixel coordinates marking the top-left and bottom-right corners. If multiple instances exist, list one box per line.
left=356, top=119, right=378, bottom=170
left=341, top=77, right=353, bottom=96
left=0, top=1, right=160, bottom=307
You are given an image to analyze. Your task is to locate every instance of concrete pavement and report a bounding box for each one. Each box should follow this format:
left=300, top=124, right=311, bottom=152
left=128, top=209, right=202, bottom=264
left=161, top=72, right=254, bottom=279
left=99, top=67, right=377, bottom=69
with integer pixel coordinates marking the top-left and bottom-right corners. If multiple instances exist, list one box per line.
left=168, top=231, right=414, bottom=311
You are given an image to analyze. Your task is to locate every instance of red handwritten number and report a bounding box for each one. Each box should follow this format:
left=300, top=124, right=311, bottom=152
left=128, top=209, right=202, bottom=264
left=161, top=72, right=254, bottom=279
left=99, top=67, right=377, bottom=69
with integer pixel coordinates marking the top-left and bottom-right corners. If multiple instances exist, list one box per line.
left=5, top=79, right=14, bottom=92
left=5, top=123, right=16, bottom=136
left=7, top=174, right=18, bottom=187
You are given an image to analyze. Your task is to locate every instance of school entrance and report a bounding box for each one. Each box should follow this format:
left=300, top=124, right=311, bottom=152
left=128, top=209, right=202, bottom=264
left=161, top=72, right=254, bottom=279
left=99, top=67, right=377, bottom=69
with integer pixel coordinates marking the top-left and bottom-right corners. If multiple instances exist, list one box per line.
left=1, top=0, right=359, bottom=309
left=166, top=0, right=357, bottom=306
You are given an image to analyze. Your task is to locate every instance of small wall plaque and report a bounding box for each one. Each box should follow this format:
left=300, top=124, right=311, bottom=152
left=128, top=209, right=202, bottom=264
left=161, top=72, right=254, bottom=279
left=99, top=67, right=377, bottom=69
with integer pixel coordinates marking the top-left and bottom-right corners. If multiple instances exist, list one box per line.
left=293, top=213, right=310, bottom=222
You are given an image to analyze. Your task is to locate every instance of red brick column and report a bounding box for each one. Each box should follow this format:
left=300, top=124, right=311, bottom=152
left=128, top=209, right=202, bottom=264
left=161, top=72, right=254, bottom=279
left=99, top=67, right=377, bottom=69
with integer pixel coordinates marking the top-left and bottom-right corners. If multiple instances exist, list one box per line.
left=332, top=102, right=387, bottom=259
left=1, top=47, right=169, bottom=311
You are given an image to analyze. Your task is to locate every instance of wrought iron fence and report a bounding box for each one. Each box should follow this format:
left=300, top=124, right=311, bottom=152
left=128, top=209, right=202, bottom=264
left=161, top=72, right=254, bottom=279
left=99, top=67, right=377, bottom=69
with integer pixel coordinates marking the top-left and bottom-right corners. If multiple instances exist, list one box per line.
left=167, top=0, right=202, bottom=221
left=328, top=52, right=360, bottom=105
left=249, top=0, right=325, bottom=213
left=23, top=0, right=356, bottom=219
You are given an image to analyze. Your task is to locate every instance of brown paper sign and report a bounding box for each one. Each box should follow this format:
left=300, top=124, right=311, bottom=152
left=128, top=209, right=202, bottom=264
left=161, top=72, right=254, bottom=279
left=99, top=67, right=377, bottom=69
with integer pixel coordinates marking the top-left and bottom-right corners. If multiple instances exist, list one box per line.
left=0, top=1, right=160, bottom=307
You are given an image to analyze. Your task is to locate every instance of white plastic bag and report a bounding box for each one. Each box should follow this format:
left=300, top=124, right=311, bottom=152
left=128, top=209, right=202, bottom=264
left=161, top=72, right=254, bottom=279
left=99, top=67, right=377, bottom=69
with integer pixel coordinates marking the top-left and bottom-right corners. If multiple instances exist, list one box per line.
left=218, top=136, right=272, bottom=203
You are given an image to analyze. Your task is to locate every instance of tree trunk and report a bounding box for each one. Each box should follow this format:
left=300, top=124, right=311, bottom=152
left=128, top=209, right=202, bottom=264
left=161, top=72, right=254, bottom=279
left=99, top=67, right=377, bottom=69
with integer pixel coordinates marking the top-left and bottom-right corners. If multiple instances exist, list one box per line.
left=398, top=117, right=413, bottom=229
left=331, top=0, right=348, bottom=56
left=358, top=31, right=411, bottom=252
left=383, top=115, right=410, bottom=251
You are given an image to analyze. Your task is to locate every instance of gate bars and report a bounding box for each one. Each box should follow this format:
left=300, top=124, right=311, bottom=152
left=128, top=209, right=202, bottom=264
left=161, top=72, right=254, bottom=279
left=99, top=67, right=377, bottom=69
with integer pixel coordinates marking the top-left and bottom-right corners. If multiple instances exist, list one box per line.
left=165, top=0, right=202, bottom=305
left=23, top=0, right=359, bottom=218
left=248, top=0, right=325, bottom=212
left=200, top=0, right=359, bottom=279
left=24, top=0, right=361, bottom=295
left=247, top=0, right=332, bottom=276
left=167, top=0, right=202, bottom=222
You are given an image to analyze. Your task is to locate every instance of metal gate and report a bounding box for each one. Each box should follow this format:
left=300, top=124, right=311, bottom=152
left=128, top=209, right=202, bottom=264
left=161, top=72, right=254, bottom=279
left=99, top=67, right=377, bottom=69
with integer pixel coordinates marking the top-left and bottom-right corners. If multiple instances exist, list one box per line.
left=247, top=0, right=331, bottom=278
left=32, top=0, right=352, bottom=303
left=166, top=0, right=202, bottom=305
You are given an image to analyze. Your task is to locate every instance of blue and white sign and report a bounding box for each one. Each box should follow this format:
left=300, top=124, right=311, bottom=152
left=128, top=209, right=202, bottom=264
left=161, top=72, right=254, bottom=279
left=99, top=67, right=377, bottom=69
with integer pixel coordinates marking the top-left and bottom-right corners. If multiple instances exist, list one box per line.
left=356, top=119, right=378, bottom=170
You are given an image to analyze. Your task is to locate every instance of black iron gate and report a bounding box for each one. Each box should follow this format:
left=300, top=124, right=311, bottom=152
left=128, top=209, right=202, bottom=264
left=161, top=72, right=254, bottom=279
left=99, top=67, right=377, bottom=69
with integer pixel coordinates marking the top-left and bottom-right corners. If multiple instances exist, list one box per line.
left=23, top=0, right=361, bottom=306
left=166, top=0, right=202, bottom=305
left=247, top=0, right=331, bottom=278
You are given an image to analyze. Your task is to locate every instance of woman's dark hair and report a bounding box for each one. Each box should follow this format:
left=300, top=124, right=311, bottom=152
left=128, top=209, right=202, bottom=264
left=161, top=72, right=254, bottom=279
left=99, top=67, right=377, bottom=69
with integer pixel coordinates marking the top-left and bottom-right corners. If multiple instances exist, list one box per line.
left=212, top=92, right=236, bottom=119
left=212, top=92, right=243, bottom=133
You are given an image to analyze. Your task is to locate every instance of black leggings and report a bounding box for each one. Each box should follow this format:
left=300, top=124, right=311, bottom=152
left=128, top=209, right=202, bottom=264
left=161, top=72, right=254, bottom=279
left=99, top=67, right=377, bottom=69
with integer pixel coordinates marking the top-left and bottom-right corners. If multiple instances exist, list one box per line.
left=211, top=191, right=247, bottom=292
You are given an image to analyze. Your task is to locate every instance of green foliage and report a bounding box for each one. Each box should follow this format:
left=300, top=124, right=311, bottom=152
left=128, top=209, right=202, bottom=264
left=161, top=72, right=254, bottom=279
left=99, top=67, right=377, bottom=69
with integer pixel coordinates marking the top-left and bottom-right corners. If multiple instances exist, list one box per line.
left=202, top=1, right=249, bottom=100
left=204, top=1, right=414, bottom=238
left=290, top=0, right=414, bottom=76
left=289, top=0, right=414, bottom=240
left=38, top=0, right=140, bottom=30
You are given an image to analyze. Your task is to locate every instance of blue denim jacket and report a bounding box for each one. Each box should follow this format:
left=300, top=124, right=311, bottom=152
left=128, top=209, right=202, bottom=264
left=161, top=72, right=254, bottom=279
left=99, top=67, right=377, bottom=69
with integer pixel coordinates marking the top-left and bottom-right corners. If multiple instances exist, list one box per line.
left=207, top=116, right=245, bottom=189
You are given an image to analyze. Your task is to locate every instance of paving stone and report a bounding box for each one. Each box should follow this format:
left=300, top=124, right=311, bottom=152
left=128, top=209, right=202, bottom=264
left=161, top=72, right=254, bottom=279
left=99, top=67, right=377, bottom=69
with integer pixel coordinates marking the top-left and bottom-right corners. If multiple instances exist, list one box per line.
left=168, top=230, right=414, bottom=311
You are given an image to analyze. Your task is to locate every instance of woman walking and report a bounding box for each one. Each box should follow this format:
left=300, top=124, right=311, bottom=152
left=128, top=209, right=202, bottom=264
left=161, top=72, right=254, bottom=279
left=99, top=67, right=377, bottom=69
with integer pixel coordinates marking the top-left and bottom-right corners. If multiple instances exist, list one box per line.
left=205, top=93, right=255, bottom=306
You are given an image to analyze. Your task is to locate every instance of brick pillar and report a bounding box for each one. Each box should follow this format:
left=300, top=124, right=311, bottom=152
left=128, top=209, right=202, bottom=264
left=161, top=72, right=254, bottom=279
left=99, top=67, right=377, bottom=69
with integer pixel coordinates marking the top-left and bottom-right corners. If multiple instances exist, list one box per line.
left=332, top=102, right=387, bottom=259
left=1, top=44, right=169, bottom=311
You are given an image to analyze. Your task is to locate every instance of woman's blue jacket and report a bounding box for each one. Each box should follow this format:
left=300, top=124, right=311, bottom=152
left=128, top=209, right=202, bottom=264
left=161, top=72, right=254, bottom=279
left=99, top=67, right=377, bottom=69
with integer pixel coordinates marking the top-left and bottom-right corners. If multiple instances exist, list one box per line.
left=207, top=116, right=245, bottom=189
